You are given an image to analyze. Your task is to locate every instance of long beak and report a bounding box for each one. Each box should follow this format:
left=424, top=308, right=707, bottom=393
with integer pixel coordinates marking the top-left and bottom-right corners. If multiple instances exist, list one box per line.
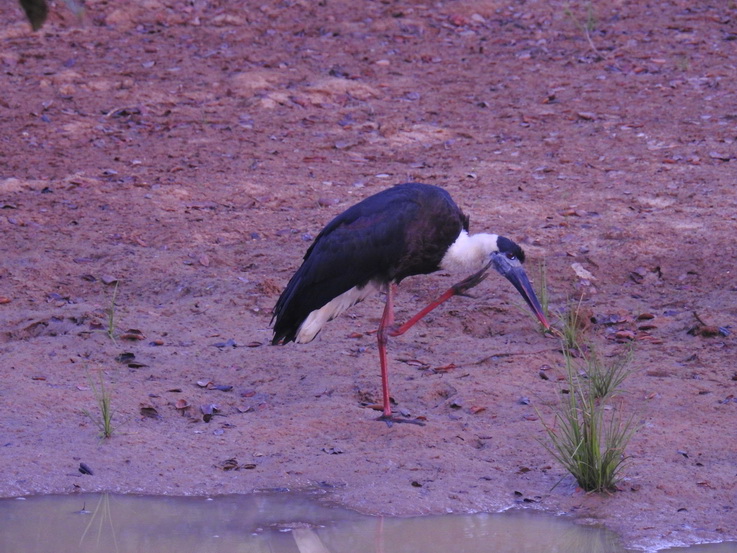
left=492, top=254, right=550, bottom=329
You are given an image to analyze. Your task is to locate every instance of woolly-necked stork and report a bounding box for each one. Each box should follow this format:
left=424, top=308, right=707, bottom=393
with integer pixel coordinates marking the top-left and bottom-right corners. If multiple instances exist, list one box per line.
left=272, top=182, right=549, bottom=424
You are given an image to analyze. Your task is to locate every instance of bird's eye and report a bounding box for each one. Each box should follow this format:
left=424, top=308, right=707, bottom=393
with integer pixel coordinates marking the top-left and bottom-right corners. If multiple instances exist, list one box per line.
left=506, top=253, right=516, bottom=260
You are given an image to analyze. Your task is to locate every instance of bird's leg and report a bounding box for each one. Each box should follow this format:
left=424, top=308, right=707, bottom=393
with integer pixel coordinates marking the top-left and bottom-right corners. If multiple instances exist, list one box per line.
left=375, top=284, right=426, bottom=427
left=376, top=283, right=395, bottom=419
left=389, top=261, right=492, bottom=338
left=452, top=260, right=493, bottom=298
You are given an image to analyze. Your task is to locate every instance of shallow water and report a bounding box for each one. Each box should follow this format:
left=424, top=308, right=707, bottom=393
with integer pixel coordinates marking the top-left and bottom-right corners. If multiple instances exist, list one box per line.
left=0, top=493, right=733, bottom=553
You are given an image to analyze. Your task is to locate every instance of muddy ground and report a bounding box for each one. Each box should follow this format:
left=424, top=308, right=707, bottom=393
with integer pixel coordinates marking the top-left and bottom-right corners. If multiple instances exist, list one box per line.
left=1, top=1, right=736, bottom=551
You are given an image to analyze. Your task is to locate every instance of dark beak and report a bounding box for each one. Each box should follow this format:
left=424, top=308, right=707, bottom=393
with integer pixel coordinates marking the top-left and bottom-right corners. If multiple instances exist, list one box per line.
left=492, top=253, right=550, bottom=329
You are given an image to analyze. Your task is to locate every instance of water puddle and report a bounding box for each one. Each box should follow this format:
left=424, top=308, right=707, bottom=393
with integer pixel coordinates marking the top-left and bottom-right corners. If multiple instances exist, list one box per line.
left=0, top=493, right=733, bottom=553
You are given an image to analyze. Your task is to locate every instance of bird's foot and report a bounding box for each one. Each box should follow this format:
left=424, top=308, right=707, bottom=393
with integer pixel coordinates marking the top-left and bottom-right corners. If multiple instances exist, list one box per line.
left=376, top=413, right=426, bottom=427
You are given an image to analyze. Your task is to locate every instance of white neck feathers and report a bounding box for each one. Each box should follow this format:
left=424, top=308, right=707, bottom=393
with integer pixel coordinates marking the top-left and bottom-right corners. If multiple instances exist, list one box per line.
left=440, top=231, right=498, bottom=273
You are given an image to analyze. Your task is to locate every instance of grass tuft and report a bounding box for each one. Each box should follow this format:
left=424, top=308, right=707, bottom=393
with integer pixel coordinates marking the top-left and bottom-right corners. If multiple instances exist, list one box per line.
left=558, top=294, right=587, bottom=350
left=564, top=1, right=603, bottom=58
left=83, top=370, right=115, bottom=439
left=539, top=345, right=637, bottom=492
left=535, top=260, right=552, bottom=330
left=516, top=259, right=554, bottom=334
left=106, top=281, right=120, bottom=343
left=527, top=262, right=638, bottom=492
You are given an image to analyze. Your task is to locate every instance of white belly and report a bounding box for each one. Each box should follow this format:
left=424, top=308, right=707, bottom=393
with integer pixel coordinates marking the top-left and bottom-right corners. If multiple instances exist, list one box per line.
left=296, top=281, right=381, bottom=343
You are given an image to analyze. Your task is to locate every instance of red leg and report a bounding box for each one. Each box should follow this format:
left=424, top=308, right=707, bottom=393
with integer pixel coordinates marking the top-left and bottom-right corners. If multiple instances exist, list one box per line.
left=390, top=262, right=491, bottom=338
left=377, top=284, right=395, bottom=418
left=375, top=284, right=426, bottom=426
left=373, top=265, right=491, bottom=427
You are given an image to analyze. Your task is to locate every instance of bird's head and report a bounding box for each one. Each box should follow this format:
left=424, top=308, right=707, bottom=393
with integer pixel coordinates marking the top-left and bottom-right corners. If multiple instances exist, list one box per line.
left=490, top=236, right=550, bottom=330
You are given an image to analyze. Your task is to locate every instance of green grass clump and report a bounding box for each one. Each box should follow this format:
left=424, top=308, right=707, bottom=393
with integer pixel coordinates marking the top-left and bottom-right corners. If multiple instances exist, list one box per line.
left=83, top=370, right=115, bottom=439
left=527, top=263, right=638, bottom=492
left=539, top=345, right=637, bottom=492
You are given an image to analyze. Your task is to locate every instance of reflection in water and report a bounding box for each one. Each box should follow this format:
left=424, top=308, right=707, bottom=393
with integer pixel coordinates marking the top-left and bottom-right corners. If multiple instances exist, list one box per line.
left=79, top=494, right=119, bottom=552
left=0, top=493, right=731, bottom=553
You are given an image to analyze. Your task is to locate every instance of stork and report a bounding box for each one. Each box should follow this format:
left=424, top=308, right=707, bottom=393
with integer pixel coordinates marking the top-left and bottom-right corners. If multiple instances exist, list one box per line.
left=272, top=182, right=549, bottom=424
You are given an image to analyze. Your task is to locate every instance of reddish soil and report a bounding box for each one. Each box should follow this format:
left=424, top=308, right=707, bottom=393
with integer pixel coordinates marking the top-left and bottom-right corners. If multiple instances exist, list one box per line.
left=1, top=1, right=735, bottom=551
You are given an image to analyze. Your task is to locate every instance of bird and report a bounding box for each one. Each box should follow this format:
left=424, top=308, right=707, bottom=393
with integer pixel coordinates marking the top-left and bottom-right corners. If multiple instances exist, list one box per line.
left=272, top=182, right=549, bottom=425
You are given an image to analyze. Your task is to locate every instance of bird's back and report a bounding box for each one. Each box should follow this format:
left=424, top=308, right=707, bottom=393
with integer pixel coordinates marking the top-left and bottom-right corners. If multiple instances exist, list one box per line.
left=272, top=183, right=468, bottom=344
